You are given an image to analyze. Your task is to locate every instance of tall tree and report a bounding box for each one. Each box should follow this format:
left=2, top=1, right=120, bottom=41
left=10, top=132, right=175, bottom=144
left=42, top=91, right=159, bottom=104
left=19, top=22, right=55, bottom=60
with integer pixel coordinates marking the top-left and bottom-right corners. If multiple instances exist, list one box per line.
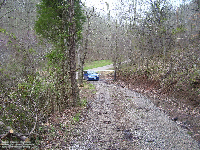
left=35, top=0, right=85, bottom=107
left=68, top=0, right=79, bottom=106
left=78, top=7, right=94, bottom=86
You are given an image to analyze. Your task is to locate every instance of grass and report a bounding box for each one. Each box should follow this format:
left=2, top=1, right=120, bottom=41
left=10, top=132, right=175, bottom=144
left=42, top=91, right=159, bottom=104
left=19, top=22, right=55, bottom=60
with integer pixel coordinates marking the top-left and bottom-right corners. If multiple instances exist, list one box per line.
left=84, top=60, right=112, bottom=70
left=107, top=67, right=114, bottom=70
left=187, top=131, right=193, bottom=135
left=79, top=81, right=96, bottom=106
left=80, top=98, right=87, bottom=107
left=72, top=113, right=80, bottom=124
left=83, top=82, right=96, bottom=90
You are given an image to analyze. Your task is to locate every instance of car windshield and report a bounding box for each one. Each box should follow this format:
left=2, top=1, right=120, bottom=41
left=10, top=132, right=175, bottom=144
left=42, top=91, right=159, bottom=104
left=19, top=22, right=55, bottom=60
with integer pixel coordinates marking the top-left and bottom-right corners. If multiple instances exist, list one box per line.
left=87, top=71, right=96, bottom=74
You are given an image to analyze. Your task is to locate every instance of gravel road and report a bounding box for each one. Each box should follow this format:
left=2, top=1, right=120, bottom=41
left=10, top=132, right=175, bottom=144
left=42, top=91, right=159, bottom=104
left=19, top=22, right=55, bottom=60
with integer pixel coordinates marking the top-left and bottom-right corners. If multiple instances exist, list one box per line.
left=88, top=64, right=113, bottom=71
left=69, top=81, right=199, bottom=149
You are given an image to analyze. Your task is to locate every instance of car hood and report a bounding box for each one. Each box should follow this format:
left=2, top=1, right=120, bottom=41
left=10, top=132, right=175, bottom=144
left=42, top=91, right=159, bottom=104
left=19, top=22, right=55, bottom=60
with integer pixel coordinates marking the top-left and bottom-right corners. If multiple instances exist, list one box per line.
left=88, top=73, right=98, bottom=76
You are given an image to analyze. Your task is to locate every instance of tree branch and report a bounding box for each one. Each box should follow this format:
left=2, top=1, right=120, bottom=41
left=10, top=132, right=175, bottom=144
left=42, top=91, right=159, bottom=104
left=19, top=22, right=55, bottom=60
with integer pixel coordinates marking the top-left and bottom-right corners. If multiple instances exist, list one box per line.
left=0, top=9, right=14, bottom=20
left=29, top=113, right=37, bottom=136
left=1, top=128, right=29, bottom=141
left=0, top=0, right=6, bottom=10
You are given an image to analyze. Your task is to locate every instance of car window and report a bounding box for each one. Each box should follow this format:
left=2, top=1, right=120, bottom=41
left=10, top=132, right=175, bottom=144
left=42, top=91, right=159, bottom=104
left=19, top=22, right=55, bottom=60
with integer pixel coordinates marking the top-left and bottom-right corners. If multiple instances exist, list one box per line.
left=88, top=71, right=95, bottom=74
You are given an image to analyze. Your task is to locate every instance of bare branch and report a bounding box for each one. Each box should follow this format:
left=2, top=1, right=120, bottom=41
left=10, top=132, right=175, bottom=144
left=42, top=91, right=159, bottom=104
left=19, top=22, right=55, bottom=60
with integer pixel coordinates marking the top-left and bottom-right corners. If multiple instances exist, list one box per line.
left=0, top=0, right=6, bottom=10
left=0, top=9, right=14, bottom=20
left=1, top=128, right=29, bottom=141
left=29, top=113, right=37, bottom=136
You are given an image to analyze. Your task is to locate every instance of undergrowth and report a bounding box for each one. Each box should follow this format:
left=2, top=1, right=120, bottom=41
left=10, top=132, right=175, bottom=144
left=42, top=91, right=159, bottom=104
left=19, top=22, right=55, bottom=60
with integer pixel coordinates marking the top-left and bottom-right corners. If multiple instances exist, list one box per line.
left=118, top=63, right=200, bottom=107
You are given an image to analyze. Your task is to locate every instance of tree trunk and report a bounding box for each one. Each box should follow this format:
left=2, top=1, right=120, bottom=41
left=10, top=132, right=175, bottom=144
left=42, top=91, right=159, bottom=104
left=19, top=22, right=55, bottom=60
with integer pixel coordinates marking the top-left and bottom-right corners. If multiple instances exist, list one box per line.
left=68, top=0, right=80, bottom=106
left=78, top=30, right=88, bottom=86
left=78, top=58, right=84, bottom=86
left=78, top=13, right=91, bottom=86
left=113, top=20, right=118, bottom=80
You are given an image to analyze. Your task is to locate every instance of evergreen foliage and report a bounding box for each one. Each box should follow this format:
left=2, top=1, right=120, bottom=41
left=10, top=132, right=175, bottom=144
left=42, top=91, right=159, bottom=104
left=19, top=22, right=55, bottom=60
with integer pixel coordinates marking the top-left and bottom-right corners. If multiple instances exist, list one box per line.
left=35, top=0, right=85, bottom=108
left=35, top=0, right=85, bottom=43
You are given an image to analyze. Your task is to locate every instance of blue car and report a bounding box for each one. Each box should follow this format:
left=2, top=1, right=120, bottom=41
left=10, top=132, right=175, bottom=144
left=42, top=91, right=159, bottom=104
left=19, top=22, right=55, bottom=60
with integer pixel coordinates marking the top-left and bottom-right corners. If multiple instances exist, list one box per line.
left=84, top=71, right=99, bottom=81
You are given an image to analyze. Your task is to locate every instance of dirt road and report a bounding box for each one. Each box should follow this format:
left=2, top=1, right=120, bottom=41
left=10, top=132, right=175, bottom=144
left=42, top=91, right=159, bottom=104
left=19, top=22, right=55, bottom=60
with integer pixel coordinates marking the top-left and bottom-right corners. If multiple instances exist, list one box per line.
left=69, top=81, right=199, bottom=149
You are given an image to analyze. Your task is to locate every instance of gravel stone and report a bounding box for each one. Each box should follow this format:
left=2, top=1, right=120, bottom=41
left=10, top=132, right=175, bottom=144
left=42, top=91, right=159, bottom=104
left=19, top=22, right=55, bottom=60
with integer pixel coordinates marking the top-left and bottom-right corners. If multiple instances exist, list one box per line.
left=69, top=81, right=199, bottom=150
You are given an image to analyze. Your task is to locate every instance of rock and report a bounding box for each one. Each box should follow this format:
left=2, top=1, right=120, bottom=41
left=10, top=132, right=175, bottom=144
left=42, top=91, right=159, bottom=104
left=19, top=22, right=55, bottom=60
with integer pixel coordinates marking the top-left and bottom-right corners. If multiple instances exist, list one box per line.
left=172, top=117, right=178, bottom=121
left=146, top=139, right=155, bottom=142
left=103, top=121, right=111, bottom=124
left=133, top=136, right=142, bottom=140
left=0, top=121, right=4, bottom=126
left=123, top=129, right=133, bottom=141
left=0, top=121, right=6, bottom=134
left=6, top=126, right=12, bottom=130
left=116, top=127, right=121, bottom=132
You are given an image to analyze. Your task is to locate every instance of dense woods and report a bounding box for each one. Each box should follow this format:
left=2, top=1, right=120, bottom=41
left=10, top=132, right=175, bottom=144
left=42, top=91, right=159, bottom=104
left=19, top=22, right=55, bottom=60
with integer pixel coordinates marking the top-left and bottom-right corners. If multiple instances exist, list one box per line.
left=85, top=0, right=199, bottom=106
left=0, top=0, right=85, bottom=145
left=0, top=0, right=199, bottom=147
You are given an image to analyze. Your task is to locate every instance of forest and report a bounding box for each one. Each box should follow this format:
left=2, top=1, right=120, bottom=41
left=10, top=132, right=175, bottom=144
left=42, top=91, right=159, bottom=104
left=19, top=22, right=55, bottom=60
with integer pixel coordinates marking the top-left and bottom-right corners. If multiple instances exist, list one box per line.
left=0, top=0, right=199, bottom=148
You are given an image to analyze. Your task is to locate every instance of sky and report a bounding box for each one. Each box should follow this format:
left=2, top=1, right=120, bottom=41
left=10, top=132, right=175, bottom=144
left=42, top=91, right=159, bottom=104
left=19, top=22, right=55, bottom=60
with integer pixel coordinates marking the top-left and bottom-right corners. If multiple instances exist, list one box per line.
left=81, top=0, right=192, bottom=22
left=82, top=0, right=120, bottom=14
left=82, top=0, right=192, bottom=13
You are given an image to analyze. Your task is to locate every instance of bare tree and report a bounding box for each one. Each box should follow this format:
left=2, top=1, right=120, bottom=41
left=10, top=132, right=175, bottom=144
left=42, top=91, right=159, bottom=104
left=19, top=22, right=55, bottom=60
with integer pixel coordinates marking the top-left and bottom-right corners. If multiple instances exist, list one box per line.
left=68, top=0, right=80, bottom=106
left=78, top=7, right=94, bottom=86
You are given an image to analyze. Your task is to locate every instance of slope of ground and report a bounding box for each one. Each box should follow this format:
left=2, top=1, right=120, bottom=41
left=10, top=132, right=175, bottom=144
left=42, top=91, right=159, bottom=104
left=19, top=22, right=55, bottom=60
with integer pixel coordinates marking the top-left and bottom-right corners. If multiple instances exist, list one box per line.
left=37, top=69, right=199, bottom=149
left=108, top=70, right=200, bottom=143
left=40, top=80, right=199, bottom=149
left=67, top=81, right=199, bottom=149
